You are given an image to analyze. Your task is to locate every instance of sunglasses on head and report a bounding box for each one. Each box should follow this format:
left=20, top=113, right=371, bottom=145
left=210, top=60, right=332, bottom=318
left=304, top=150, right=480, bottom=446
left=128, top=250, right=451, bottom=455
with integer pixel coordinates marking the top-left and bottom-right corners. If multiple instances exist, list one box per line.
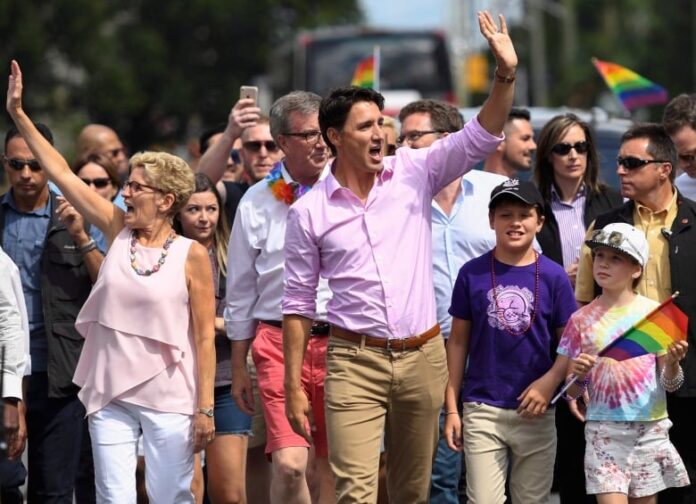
left=550, top=141, right=589, bottom=155
left=80, top=177, right=112, bottom=189
left=242, top=141, right=279, bottom=153
left=590, top=229, right=625, bottom=247
left=616, top=156, right=669, bottom=170
left=4, top=156, right=41, bottom=172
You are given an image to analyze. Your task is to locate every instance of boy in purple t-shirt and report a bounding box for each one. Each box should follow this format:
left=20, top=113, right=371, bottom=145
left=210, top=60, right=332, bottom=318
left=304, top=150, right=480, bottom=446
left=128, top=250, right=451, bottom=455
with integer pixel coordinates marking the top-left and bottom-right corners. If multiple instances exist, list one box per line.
left=443, top=179, right=577, bottom=503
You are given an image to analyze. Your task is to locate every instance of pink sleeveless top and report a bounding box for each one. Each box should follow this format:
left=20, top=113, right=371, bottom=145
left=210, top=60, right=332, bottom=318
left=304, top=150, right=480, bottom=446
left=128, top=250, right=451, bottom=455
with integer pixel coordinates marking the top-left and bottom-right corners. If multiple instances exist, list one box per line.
left=74, top=228, right=197, bottom=416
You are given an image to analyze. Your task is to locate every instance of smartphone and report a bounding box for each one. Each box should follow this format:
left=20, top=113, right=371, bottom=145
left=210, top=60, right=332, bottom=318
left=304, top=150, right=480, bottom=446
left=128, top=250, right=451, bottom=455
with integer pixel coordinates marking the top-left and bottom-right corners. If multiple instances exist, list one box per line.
left=240, top=85, right=258, bottom=104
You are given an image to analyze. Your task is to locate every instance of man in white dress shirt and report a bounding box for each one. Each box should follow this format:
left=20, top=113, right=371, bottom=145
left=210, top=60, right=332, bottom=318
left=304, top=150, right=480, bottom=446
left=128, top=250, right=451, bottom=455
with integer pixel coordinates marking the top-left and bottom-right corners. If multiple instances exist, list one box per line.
left=225, top=91, right=334, bottom=504
left=399, top=99, right=508, bottom=503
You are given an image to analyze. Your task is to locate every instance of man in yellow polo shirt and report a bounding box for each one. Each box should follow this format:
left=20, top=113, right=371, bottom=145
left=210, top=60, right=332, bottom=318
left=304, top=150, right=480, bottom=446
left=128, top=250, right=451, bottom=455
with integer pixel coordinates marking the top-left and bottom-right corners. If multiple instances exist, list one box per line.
left=575, top=123, right=696, bottom=503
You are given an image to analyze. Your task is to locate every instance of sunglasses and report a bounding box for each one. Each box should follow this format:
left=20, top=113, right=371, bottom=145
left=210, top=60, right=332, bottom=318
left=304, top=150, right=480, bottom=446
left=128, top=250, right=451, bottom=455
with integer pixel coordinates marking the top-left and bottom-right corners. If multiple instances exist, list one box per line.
left=616, top=156, right=669, bottom=170
left=590, top=229, right=625, bottom=247
left=242, top=141, right=279, bottom=153
left=123, top=180, right=160, bottom=193
left=80, top=177, right=112, bottom=189
left=4, top=157, right=41, bottom=172
left=550, top=141, right=590, bottom=155
left=108, top=147, right=126, bottom=158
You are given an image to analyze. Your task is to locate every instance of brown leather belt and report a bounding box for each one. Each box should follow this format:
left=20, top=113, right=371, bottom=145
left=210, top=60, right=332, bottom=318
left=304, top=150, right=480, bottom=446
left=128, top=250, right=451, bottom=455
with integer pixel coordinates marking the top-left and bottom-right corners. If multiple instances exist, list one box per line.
left=331, top=324, right=440, bottom=350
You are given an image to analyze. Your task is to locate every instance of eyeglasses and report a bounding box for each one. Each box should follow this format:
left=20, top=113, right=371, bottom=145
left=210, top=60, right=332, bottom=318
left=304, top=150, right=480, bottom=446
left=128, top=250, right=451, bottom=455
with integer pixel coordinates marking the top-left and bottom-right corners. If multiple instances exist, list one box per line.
left=123, top=180, right=160, bottom=193
left=590, top=229, right=624, bottom=247
left=550, top=141, right=590, bottom=155
left=230, top=149, right=241, bottom=164
left=283, top=130, right=323, bottom=144
left=80, top=177, right=112, bottom=189
left=242, top=141, right=279, bottom=153
left=397, top=130, right=445, bottom=145
left=4, top=156, right=41, bottom=172
left=616, top=156, right=669, bottom=170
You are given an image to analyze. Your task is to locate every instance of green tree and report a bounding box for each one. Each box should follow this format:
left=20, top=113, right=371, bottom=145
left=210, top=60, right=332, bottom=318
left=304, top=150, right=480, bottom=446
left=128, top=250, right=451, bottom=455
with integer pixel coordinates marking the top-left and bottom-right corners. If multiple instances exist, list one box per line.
left=0, top=0, right=361, bottom=153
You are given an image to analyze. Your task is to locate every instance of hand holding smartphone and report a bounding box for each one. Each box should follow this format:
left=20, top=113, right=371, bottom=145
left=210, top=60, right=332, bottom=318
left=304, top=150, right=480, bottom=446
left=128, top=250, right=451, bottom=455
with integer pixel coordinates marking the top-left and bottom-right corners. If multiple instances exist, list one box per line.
left=240, top=85, right=258, bottom=104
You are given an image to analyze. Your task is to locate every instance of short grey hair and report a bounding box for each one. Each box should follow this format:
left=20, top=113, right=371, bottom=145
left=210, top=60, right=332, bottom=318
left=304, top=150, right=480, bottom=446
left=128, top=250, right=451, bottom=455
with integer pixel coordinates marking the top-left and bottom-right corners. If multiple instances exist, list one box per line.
left=269, top=91, right=322, bottom=141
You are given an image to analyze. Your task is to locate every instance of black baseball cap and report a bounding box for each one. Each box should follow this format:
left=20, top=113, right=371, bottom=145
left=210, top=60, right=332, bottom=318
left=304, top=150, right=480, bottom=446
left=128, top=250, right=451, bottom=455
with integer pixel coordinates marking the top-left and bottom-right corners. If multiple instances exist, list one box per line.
left=489, top=179, right=545, bottom=209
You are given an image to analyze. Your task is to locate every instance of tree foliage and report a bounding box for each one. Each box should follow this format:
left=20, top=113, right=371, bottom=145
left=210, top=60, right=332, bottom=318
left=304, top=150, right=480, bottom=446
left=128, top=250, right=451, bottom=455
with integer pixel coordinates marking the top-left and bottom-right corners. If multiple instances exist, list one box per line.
left=0, top=0, right=361, bottom=152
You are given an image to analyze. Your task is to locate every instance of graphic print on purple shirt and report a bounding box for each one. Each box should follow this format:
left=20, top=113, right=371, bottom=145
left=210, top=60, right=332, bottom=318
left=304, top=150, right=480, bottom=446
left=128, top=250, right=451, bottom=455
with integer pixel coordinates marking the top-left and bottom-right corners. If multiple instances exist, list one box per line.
left=449, top=250, right=577, bottom=408
left=487, top=284, right=534, bottom=333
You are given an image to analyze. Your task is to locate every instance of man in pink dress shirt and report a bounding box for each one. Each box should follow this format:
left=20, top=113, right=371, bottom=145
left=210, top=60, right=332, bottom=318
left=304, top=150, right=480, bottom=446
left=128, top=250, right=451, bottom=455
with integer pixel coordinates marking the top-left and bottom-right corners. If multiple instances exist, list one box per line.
left=282, top=12, right=518, bottom=503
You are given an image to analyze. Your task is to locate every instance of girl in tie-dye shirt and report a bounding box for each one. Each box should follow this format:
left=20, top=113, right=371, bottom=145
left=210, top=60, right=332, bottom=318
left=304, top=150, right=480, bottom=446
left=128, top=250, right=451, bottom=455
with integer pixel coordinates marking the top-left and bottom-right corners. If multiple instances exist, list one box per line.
left=557, top=222, right=689, bottom=501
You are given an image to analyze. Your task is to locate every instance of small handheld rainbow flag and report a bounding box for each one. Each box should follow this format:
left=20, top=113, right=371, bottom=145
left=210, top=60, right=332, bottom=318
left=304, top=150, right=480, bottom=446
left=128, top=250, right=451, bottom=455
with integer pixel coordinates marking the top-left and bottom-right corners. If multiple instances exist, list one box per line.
left=592, top=58, right=669, bottom=112
left=551, top=292, right=688, bottom=405
left=351, top=46, right=380, bottom=91
left=599, top=293, right=687, bottom=361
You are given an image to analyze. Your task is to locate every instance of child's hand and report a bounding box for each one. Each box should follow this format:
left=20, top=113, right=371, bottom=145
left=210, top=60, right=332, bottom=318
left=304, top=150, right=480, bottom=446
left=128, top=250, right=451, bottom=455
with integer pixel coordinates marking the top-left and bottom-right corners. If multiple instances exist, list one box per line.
left=443, top=412, right=463, bottom=452
left=567, top=390, right=589, bottom=422
left=517, top=374, right=556, bottom=418
left=665, top=341, right=688, bottom=366
left=569, top=353, right=597, bottom=381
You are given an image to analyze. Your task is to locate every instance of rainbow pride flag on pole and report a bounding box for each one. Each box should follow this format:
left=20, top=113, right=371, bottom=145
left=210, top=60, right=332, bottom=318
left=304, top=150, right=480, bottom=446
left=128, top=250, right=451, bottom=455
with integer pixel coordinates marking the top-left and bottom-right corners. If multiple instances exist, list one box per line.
left=599, top=293, right=688, bottom=361
left=551, top=292, right=688, bottom=405
left=351, top=46, right=380, bottom=91
left=592, top=58, right=669, bottom=112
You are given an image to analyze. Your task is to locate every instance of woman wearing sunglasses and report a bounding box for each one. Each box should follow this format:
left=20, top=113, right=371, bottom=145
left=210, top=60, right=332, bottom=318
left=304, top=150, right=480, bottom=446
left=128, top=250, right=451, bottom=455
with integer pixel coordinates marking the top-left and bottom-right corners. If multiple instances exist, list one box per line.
left=7, top=60, right=215, bottom=503
left=533, top=113, right=623, bottom=504
left=72, top=153, right=121, bottom=202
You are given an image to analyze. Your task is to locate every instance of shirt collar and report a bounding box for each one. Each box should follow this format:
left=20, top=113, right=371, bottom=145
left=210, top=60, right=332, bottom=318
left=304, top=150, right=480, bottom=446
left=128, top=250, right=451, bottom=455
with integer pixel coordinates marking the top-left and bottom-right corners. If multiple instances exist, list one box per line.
left=325, top=159, right=391, bottom=199
left=635, top=188, right=678, bottom=217
left=1, top=189, right=51, bottom=216
left=550, top=183, right=586, bottom=203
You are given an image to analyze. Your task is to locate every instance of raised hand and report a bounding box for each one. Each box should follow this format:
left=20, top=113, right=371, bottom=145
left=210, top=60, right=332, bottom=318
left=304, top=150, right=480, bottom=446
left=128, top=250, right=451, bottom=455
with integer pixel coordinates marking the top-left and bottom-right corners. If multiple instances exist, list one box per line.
left=7, top=60, right=23, bottom=117
left=227, top=99, right=262, bottom=140
left=478, top=11, right=518, bottom=76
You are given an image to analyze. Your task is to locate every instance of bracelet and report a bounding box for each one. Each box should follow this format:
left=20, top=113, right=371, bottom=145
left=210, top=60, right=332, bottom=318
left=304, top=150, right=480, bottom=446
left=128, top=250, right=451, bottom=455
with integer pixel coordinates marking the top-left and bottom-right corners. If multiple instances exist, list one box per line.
left=563, top=376, right=589, bottom=401
left=660, top=364, right=685, bottom=392
left=445, top=411, right=459, bottom=416
left=494, top=67, right=516, bottom=84
left=77, top=239, right=97, bottom=254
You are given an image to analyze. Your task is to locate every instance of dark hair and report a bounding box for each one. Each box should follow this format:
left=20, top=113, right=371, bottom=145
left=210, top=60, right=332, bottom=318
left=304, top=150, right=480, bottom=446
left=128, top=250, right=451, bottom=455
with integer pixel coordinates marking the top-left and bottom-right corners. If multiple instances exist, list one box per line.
left=199, top=124, right=226, bottom=154
left=71, top=152, right=122, bottom=196
left=319, top=86, right=384, bottom=156
left=5, top=122, right=54, bottom=151
left=621, top=123, right=677, bottom=182
left=508, top=107, right=531, bottom=122
left=663, top=93, right=696, bottom=135
left=398, top=99, right=464, bottom=133
left=534, top=114, right=602, bottom=200
left=174, top=173, right=230, bottom=276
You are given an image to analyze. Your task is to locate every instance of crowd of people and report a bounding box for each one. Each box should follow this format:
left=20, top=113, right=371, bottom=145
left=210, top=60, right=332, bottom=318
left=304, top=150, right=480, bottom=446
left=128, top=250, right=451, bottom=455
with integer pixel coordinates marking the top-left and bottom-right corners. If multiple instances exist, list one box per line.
left=1, top=10, right=696, bottom=504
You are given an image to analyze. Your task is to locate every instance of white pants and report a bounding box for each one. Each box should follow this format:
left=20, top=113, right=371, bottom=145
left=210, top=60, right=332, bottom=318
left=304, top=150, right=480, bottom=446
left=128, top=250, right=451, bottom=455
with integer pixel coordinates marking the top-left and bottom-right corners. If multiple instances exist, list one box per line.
left=89, top=400, right=195, bottom=503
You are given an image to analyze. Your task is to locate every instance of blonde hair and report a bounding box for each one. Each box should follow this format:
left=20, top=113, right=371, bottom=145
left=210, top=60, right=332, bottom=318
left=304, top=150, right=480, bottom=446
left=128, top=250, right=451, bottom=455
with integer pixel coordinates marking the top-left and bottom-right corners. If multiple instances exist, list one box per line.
left=129, top=151, right=195, bottom=215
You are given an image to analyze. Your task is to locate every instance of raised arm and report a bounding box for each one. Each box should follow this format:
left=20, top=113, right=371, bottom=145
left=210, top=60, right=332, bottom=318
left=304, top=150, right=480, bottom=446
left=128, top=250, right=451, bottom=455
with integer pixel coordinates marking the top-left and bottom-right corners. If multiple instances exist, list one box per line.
left=6, top=60, right=123, bottom=241
left=197, top=99, right=260, bottom=184
left=476, top=12, right=518, bottom=137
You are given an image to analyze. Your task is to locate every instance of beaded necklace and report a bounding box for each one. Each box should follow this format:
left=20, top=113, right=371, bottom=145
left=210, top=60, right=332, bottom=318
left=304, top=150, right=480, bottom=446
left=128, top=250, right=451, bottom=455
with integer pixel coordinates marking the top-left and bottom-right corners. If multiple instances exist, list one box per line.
left=130, top=230, right=176, bottom=276
left=266, top=164, right=312, bottom=205
left=490, top=248, right=540, bottom=336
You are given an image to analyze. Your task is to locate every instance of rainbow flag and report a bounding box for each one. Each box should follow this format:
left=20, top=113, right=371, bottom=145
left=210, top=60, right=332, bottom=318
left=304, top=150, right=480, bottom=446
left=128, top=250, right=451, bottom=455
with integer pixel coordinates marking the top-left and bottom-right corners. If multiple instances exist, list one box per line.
left=592, top=58, right=669, bottom=112
left=351, top=56, right=375, bottom=89
left=599, top=294, right=688, bottom=361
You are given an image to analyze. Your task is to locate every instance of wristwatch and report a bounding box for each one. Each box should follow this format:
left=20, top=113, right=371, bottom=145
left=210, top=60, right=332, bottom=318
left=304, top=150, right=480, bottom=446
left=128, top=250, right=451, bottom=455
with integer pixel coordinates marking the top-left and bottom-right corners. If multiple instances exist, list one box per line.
left=197, top=407, right=214, bottom=417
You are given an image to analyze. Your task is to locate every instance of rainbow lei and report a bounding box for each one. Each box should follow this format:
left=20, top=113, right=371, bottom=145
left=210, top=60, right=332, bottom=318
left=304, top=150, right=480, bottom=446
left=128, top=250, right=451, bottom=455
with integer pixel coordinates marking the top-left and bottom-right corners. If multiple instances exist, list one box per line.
left=266, top=164, right=312, bottom=205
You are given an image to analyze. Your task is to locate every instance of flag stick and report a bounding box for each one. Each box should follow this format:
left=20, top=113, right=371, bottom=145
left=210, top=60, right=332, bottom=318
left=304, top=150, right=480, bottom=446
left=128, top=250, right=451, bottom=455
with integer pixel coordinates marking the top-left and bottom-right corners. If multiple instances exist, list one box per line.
left=373, top=45, right=380, bottom=93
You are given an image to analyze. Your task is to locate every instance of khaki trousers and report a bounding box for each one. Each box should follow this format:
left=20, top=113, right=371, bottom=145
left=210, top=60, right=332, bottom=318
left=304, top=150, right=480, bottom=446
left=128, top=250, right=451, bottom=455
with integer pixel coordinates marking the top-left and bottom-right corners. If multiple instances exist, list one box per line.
left=324, top=334, right=448, bottom=504
left=462, top=401, right=557, bottom=504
